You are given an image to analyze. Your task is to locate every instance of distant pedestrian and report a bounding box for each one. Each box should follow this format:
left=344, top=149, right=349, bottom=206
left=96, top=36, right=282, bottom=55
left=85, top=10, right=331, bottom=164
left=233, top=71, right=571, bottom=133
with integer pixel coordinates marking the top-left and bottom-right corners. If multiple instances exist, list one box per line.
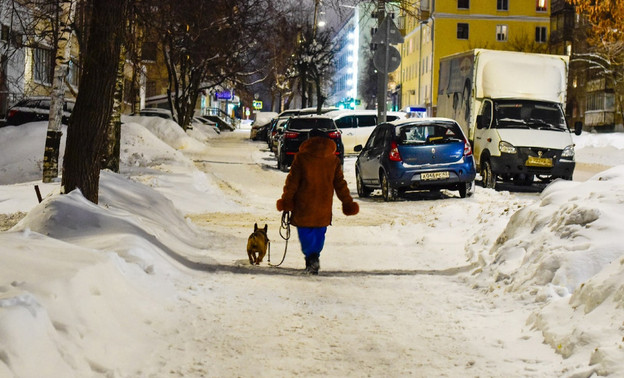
left=276, top=128, right=359, bottom=274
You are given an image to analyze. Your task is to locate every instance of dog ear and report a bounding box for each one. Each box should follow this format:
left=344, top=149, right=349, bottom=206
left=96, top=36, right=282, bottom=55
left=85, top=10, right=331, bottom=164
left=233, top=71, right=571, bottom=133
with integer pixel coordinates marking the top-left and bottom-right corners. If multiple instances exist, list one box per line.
left=254, top=223, right=258, bottom=231
left=263, top=224, right=267, bottom=232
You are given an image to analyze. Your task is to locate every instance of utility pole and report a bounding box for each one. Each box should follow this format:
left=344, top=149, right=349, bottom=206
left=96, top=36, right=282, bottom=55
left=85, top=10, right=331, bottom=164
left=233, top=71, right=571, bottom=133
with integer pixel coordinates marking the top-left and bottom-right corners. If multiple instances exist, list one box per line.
left=376, top=0, right=387, bottom=123
left=372, top=0, right=402, bottom=123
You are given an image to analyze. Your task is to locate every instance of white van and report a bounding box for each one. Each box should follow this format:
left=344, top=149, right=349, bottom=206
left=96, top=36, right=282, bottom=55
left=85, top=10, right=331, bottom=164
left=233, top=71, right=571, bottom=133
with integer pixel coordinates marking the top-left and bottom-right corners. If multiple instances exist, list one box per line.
left=326, top=110, right=406, bottom=154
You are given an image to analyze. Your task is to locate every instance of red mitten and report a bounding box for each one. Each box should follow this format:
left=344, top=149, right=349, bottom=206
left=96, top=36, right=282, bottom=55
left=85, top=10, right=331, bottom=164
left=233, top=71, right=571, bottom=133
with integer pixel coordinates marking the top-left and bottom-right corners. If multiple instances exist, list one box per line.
left=276, top=198, right=294, bottom=212
left=342, top=201, right=359, bottom=216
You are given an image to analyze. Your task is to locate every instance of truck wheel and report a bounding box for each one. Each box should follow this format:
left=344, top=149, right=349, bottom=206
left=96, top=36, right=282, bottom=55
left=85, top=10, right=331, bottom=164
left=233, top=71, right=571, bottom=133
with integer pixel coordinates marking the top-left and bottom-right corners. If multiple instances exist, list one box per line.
left=481, top=160, right=496, bottom=189
left=381, top=173, right=397, bottom=202
left=356, top=169, right=371, bottom=198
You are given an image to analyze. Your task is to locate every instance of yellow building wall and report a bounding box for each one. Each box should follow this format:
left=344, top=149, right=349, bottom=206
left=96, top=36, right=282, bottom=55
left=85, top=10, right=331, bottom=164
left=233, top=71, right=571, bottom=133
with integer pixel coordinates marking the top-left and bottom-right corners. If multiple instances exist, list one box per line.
left=399, top=1, right=551, bottom=113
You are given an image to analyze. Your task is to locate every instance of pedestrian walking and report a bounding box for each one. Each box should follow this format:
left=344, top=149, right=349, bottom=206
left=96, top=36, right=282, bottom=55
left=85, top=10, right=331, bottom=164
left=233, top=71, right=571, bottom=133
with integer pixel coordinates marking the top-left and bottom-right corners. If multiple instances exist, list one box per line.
left=276, top=128, right=359, bottom=274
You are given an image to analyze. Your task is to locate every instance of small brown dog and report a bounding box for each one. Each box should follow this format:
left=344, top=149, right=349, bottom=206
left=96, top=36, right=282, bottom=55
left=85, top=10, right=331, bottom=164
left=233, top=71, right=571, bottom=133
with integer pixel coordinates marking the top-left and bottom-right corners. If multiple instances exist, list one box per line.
left=247, top=223, right=269, bottom=265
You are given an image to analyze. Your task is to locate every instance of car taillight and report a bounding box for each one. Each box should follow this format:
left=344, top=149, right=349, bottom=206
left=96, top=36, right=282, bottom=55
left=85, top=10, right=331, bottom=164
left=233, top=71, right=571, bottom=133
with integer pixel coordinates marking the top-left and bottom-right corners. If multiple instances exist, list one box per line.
left=7, top=109, right=18, bottom=118
left=464, top=140, right=473, bottom=156
left=327, top=131, right=341, bottom=139
left=284, top=131, right=299, bottom=139
left=389, top=141, right=402, bottom=162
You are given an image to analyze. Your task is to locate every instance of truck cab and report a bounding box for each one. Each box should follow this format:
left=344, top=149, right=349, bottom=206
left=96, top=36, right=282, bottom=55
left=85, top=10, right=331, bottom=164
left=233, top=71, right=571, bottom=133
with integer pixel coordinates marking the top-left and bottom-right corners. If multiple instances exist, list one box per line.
left=475, top=98, right=579, bottom=187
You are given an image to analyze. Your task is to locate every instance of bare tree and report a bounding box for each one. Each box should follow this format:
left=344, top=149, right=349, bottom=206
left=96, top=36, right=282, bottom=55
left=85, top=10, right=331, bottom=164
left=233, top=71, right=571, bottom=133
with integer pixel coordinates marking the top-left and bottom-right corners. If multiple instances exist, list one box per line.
left=289, top=24, right=335, bottom=111
left=137, top=0, right=274, bottom=130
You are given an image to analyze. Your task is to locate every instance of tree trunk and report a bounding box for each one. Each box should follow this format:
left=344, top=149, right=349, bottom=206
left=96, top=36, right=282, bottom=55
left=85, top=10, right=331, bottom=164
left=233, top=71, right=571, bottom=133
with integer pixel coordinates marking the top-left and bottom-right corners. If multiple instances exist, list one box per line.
left=61, top=0, right=128, bottom=203
left=101, top=47, right=125, bottom=173
left=43, top=0, right=76, bottom=183
left=315, top=77, right=325, bottom=114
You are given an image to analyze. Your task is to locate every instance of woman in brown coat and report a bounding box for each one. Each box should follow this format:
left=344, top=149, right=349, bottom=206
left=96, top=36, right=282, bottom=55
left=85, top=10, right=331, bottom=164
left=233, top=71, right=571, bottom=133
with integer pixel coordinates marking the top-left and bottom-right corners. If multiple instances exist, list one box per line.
left=276, top=128, right=359, bottom=274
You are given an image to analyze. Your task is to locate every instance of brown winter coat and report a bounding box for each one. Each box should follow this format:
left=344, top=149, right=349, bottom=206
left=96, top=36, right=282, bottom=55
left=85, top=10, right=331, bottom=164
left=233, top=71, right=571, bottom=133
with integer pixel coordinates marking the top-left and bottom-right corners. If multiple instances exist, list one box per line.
left=276, top=136, right=359, bottom=227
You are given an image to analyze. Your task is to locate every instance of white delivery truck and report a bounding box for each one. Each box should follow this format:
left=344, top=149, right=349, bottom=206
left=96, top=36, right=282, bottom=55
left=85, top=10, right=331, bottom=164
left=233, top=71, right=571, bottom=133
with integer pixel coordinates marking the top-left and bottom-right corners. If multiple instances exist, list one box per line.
left=437, top=49, right=581, bottom=188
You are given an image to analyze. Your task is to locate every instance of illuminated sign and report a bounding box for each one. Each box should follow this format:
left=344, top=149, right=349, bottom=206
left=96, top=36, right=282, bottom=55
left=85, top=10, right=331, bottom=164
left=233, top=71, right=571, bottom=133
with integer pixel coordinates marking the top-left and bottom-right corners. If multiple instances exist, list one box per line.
left=215, top=90, right=233, bottom=100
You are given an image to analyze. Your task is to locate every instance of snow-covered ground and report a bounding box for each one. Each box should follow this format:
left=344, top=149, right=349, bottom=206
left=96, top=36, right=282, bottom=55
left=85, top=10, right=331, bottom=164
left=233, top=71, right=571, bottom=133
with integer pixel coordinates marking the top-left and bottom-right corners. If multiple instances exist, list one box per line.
left=1, top=117, right=623, bottom=377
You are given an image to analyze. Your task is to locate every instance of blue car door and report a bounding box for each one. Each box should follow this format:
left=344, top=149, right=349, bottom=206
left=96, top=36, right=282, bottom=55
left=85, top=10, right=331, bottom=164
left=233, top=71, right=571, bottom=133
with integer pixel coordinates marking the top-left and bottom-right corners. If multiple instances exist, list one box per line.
left=359, top=126, right=389, bottom=185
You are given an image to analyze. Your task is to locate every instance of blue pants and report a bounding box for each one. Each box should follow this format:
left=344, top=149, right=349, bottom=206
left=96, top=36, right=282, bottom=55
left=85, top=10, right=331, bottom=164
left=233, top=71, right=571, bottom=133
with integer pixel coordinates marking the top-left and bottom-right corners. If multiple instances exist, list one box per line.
left=297, top=227, right=327, bottom=257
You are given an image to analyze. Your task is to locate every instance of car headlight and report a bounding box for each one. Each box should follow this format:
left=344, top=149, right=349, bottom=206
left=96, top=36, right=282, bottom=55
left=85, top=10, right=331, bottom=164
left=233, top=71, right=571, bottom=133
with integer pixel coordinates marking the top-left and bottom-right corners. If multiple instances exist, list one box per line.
left=561, top=145, right=575, bottom=159
left=499, top=141, right=517, bottom=154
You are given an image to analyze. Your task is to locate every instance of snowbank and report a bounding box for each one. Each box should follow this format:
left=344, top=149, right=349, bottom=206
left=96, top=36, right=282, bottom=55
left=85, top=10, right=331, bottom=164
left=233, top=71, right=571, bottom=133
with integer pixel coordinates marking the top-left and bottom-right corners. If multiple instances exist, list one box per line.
left=0, top=122, right=67, bottom=185
left=0, top=171, right=205, bottom=376
left=471, top=166, right=624, bottom=375
left=474, top=166, right=624, bottom=301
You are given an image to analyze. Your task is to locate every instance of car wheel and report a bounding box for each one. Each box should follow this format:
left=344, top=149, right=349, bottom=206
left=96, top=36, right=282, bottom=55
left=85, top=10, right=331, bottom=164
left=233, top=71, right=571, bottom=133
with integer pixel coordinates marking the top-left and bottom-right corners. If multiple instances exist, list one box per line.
left=381, top=172, right=397, bottom=202
left=356, top=169, right=371, bottom=198
left=459, top=180, right=475, bottom=198
left=278, top=153, right=289, bottom=172
left=277, top=150, right=284, bottom=170
left=481, top=160, right=496, bottom=189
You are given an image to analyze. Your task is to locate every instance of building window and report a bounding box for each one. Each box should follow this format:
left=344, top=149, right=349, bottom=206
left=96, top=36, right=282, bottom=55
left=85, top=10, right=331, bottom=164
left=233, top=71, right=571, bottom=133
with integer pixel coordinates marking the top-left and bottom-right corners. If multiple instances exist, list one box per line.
left=68, top=59, right=79, bottom=87
left=587, top=92, right=615, bottom=112
left=535, top=27, right=547, bottom=43
left=496, top=25, right=508, bottom=41
left=33, top=47, right=53, bottom=85
left=457, top=23, right=469, bottom=39
left=458, top=0, right=469, bottom=9
left=536, top=0, right=547, bottom=12
left=146, top=80, right=157, bottom=97
left=141, top=42, right=157, bottom=62
left=497, top=0, right=508, bottom=11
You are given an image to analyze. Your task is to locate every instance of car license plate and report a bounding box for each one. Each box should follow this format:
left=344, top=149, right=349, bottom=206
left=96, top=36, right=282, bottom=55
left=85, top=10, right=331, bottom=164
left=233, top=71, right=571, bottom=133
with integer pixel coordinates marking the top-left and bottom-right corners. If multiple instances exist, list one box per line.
left=525, top=156, right=553, bottom=167
left=421, top=171, right=450, bottom=180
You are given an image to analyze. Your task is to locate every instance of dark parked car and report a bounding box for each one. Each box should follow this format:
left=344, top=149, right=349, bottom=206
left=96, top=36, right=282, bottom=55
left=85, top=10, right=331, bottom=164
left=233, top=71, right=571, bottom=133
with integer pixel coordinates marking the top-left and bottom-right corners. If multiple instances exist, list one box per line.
left=138, top=108, right=174, bottom=119
left=354, top=118, right=476, bottom=201
left=276, top=115, right=344, bottom=172
left=4, top=97, right=74, bottom=126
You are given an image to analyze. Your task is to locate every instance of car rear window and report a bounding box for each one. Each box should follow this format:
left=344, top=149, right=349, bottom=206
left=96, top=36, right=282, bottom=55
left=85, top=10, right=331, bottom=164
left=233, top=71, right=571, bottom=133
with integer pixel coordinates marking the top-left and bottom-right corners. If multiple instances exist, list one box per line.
left=288, top=118, right=336, bottom=131
left=398, top=122, right=464, bottom=145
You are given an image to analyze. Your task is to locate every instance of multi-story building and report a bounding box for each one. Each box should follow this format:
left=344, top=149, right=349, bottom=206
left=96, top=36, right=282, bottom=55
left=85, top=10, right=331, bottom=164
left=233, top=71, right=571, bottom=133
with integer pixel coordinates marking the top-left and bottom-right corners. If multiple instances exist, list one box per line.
left=330, top=2, right=379, bottom=110
left=397, top=0, right=551, bottom=116
left=550, top=0, right=619, bottom=131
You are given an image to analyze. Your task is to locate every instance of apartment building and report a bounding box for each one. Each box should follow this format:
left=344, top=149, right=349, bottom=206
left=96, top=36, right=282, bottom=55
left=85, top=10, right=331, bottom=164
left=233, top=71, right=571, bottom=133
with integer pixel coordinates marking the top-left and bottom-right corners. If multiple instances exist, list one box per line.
left=397, top=0, right=551, bottom=116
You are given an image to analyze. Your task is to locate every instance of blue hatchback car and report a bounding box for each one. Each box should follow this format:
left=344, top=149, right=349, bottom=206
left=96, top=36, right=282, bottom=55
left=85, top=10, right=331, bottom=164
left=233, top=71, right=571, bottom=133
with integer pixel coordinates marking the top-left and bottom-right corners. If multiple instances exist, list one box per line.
left=354, top=118, right=476, bottom=201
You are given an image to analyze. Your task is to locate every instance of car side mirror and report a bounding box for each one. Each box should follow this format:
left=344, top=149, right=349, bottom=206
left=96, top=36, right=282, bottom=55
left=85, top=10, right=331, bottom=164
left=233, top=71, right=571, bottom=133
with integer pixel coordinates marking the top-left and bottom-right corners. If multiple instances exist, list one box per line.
left=476, top=115, right=484, bottom=129
left=354, top=145, right=363, bottom=152
left=574, top=121, right=582, bottom=136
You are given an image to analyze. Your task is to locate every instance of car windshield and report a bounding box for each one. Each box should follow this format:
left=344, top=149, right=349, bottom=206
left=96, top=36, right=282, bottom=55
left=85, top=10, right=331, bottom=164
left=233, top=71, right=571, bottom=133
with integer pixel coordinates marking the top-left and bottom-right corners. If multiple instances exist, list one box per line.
left=288, top=118, right=335, bottom=131
left=398, top=122, right=464, bottom=145
left=494, top=100, right=567, bottom=131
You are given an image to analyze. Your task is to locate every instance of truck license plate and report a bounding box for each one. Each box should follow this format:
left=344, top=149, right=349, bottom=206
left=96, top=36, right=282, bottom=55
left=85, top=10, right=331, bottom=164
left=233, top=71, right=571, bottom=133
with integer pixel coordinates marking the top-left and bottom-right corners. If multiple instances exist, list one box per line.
left=421, top=171, right=450, bottom=180
left=525, top=156, right=553, bottom=167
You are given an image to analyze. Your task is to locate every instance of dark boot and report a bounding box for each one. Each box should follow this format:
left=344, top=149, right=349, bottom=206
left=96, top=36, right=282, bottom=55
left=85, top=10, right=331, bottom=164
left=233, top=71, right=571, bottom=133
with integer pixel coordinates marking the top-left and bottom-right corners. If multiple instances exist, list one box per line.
left=309, top=253, right=320, bottom=275
left=304, top=255, right=312, bottom=274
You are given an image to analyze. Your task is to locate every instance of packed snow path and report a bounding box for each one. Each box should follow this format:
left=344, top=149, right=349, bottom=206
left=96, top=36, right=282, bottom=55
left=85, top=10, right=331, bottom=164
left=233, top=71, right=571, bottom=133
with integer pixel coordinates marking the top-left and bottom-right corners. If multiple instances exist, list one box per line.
left=160, top=130, right=570, bottom=377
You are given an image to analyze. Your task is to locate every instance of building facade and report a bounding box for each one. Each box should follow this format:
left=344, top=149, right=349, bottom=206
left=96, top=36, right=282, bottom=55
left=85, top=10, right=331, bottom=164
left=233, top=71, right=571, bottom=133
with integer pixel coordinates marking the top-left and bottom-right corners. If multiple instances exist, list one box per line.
left=398, top=0, right=551, bottom=116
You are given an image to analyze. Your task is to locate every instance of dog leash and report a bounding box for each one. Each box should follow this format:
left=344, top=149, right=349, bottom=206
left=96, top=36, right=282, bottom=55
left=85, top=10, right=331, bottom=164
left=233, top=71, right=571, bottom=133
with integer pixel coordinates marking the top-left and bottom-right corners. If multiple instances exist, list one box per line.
left=268, top=211, right=291, bottom=267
